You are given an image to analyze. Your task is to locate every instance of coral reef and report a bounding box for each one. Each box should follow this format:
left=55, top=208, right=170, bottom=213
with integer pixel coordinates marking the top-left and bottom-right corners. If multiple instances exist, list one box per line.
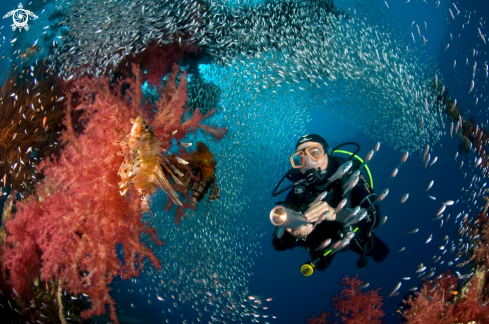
left=114, top=41, right=198, bottom=86
left=0, top=63, right=225, bottom=323
left=461, top=118, right=489, bottom=170
left=333, top=275, right=384, bottom=324
left=306, top=312, right=334, bottom=324
left=0, top=62, right=66, bottom=195
left=402, top=269, right=489, bottom=323
left=307, top=275, right=384, bottom=324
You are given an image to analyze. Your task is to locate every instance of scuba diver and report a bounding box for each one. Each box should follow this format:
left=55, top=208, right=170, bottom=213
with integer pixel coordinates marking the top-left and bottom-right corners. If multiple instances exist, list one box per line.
left=270, top=134, right=389, bottom=276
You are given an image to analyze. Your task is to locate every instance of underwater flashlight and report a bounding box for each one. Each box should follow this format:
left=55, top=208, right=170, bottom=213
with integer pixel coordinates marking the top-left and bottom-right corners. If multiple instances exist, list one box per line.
left=269, top=206, right=310, bottom=228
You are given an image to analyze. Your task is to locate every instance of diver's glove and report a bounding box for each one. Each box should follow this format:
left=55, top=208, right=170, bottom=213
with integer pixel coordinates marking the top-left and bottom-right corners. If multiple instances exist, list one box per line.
left=304, top=200, right=336, bottom=223
left=286, top=224, right=314, bottom=239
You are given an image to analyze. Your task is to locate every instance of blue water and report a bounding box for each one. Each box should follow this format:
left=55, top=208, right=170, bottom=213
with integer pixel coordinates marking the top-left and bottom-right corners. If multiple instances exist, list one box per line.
left=1, top=0, right=489, bottom=323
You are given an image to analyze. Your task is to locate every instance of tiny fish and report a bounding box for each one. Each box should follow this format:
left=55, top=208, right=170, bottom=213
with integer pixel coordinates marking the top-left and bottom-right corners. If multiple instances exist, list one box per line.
left=397, top=247, right=405, bottom=252
left=408, top=287, right=418, bottom=291
left=176, top=157, right=189, bottom=165
left=424, top=153, right=431, bottom=168
left=384, top=1, right=389, bottom=9
left=459, top=161, right=464, bottom=170
left=421, top=271, right=435, bottom=281
left=390, top=168, right=398, bottom=179
left=400, top=193, right=409, bottom=204
left=449, top=8, right=455, bottom=20
left=365, top=150, right=375, bottom=162
left=416, top=266, right=426, bottom=273
left=400, top=152, right=409, bottom=163
left=436, top=205, right=447, bottom=216
left=56, top=96, right=65, bottom=102
left=425, top=235, right=432, bottom=243
left=314, top=238, right=332, bottom=252
left=12, top=133, right=17, bottom=140
left=359, top=283, right=370, bottom=289
left=402, top=277, right=410, bottom=280
left=179, top=142, right=192, bottom=148
left=380, top=216, right=387, bottom=226
left=43, top=116, right=47, bottom=127
left=429, top=156, right=438, bottom=167
left=450, top=122, right=454, bottom=138
left=335, top=198, right=347, bottom=214
left=442, top=200, right=454, bottom=206
left=424, top=98, right=429, bottom=112
left=426, top=180, right=434, bottom=191
left=479, top=28, right=487, bottom=45
left=11, top=38, right=17, bottom=43
left=172, top=130, right=178, bottom=135
left=475, top=157, right=482, bottom=167
left=425, top=295, right=434, bottom=301
left=407, top=228, right=419, bottom=234
left=444, top=43, right=450, bottom=51
left=423, top=145, right=430, bottom=161
left=453, top=60, right=457, bottom=68
left=373, top=188, right=389, bottom=204
left=328, top=160, right=353, bottom=183
left=468, top=80, right=474, bottom=93
left=457, top=274, right=472, bottom=280
left=388, top=282, right=402, bottom=298
left=454, top=152, right=458, bottom=161
left=432, top=214, right=443, bottom=221
left=374, top=142, right=381, bottom=152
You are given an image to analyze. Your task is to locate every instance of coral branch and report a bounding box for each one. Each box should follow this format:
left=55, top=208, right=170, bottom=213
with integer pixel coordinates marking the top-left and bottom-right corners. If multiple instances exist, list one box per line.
left=332, top=275, right=384, bottom=324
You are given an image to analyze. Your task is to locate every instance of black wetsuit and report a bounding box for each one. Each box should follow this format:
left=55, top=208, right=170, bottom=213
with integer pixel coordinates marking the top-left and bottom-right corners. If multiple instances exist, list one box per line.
left=271, top=155, right=389, bottom=271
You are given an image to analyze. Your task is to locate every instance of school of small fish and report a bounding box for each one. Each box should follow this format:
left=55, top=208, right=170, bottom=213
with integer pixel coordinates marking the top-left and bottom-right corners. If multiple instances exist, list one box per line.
left=0, top=0, right=488, bottom=322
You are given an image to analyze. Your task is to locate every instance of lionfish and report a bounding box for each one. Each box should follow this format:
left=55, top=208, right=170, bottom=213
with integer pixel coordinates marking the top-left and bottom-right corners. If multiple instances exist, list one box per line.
left=117, top=116, right=182, bottom=212
left=187, top=142, right=220, bottom=207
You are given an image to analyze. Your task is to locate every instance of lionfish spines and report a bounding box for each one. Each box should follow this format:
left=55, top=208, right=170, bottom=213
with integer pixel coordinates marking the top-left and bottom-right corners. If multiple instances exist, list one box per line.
left=118, top=116, right=182, bottom=212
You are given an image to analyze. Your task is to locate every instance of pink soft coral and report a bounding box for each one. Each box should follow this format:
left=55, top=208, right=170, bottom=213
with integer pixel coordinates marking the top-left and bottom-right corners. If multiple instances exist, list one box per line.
left=307, top=275, right=384, bottom=324
left=332, top=275, right=384, bottom=324
left=402, top=270, right=489, bottom=324
left=2, top=62, right=226, bottom=322
left=3, top=67, right=163, bottom=323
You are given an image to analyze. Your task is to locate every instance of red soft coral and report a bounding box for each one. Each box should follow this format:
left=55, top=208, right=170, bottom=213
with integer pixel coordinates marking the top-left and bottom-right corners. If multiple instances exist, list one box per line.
left=402, top=270, right=489, bottom=324
left=332, top=275, right=384, bottom=324
left=2, top=62, right=226, bottom=322
left=307, top=312, right=334, bottom=324
left=2, top=66, right=162, bottom=323
left=308, top=275, right=384, bottom=324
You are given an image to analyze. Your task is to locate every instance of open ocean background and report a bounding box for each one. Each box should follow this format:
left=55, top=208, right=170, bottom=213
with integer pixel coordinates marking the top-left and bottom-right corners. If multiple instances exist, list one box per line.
left=1, top=0, right=488, bottom=323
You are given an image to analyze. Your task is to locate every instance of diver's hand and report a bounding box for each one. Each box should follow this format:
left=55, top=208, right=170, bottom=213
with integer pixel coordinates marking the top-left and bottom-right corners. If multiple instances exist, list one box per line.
left=286, top=224, right=314, bottom=238
left=305, top=201, right=336, bottom=223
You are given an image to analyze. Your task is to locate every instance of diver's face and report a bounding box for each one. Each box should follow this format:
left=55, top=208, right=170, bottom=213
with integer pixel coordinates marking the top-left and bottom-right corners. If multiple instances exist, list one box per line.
left=296, top=142, right=329, bottom=174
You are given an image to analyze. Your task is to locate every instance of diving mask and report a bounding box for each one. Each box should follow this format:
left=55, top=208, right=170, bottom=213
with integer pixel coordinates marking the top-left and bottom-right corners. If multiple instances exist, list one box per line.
left=290, top=143, right=325, bottom=169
